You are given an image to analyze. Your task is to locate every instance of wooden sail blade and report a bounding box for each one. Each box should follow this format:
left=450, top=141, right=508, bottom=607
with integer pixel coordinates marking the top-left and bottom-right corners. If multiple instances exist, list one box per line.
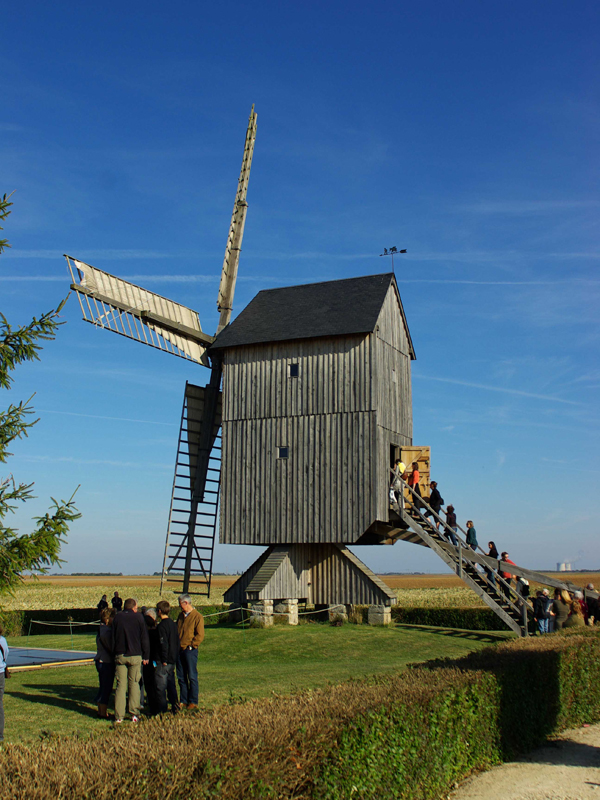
left=184, top=383, right=222, bottom=492
left=65, top=255, right=214, bottom=365
left=216, top=105, right=257, bottom=334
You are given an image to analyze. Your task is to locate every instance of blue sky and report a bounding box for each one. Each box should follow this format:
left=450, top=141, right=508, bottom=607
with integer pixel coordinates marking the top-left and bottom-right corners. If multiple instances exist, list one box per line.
left=2, top=1, right=598, bottom=578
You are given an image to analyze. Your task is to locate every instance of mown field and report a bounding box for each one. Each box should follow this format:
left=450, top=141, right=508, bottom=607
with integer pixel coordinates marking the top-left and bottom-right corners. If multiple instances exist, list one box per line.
left=3, top=571, right=597, bottom=611
left=3, top=623, right=510, bottom=744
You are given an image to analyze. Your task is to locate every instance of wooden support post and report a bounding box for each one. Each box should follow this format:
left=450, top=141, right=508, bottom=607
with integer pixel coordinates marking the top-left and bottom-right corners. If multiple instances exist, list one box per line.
left=521, top=600, right=529, bottom=637
left=458, top=540, right=463, bottom=580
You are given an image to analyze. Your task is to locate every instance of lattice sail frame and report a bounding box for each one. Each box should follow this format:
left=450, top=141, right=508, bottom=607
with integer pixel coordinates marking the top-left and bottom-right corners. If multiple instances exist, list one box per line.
left=65, top=256, right=213, bottom=365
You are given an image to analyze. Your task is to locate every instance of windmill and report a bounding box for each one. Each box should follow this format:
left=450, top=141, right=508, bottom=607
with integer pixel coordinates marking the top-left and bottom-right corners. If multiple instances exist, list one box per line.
left=65, top=106, right=258, bottom=596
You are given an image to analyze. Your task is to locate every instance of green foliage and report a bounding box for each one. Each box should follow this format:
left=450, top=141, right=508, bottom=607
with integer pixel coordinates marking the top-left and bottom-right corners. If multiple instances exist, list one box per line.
left=0, top=192, right=79, bottom=594
left=348, top=605, right=507, bottom=630
left=0, top=193, right=13, bottom=255
left=393, top=605, right=504, bottom=630
left=317, top=674, right=501, bottom=799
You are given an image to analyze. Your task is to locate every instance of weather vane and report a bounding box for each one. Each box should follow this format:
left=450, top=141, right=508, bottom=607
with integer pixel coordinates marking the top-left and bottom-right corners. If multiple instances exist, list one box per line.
left=379, top=246, right=407, bottom=272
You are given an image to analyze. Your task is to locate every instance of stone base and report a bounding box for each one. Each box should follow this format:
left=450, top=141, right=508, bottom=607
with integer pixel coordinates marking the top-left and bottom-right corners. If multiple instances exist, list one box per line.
left=328, top=604, right=349, bottom=625
left=274, top=599, right=299, bottom=625
left=250, top=600, right=274, bottom=628
left=368, top=604, right=392, bottom=626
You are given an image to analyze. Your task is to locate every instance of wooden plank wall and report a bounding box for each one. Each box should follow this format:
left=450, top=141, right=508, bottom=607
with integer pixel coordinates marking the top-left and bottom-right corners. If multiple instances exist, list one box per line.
left=221, top=412, right=377, bottom=544
left=220, top=283, right=415, bottom=544
left=221, top=334, right=373, bottom=421
left=225, top=544, right=395, bottom=605
left=374, top=285, right=413, bottom=434
left=373, top=285, right=414, bottom=520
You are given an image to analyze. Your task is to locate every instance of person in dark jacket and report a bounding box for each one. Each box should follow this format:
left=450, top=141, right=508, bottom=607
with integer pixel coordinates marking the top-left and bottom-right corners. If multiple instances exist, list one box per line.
left=156, top=600, right=180, bottom=714
left=111, top=592, right=123, bottom=611
left=111, top=598, right=150, bottom=723
left=142, top=609, right=162, bottom=716
left=443, top=505, right=459, bottom=546
left=424, top=482, right=443, bottom=529
left=485, top=541, right=499, bottom=588
left=94, top=607, right=116, bottom=718
left=533, top=589, right=553, bottom=634
left=586, top=584, right=598, bottom=625
left=97, top=594, right=109, bottom=612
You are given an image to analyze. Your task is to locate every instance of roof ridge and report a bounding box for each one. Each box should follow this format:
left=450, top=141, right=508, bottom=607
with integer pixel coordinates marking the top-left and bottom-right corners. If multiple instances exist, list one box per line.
left=254, top=272, right=394, bottom=295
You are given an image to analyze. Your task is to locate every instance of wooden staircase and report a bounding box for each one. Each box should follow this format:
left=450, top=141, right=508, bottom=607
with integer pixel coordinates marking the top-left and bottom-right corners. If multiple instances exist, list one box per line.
left=384, top=479, right=599, bottom=637
left=396, top=505, right=530, bottom=636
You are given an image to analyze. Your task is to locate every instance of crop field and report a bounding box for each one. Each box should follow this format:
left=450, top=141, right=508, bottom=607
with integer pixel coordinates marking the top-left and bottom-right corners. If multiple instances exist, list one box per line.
left=3, top=571, right=597, bottom=611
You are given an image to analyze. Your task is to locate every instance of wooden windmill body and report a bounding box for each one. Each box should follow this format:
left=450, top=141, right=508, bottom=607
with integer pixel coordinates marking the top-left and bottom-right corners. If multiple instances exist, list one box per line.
left=64, top=107, right=429, bottom=616
left=213, top=273, right=423, bottom=613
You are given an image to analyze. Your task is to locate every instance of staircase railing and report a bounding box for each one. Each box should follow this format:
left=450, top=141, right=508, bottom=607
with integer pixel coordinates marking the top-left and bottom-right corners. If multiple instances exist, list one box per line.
left=395, top=477, right=533, bottom=627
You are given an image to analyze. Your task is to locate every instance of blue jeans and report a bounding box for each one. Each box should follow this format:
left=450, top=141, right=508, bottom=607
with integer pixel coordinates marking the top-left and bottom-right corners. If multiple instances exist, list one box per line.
left=177, top=648, right=199, bottom=705
left=155, top=663, right=179, bottom=713
left=96, top=661, right=115, bottom=705
left=445, top=527, right=459, bottom=547
left=537, top=618, right=549, bottom=634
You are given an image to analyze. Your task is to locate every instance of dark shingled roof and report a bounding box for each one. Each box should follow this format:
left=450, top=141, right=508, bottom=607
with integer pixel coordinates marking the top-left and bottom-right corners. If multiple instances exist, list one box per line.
left=211, top=272, right=414, bottom=356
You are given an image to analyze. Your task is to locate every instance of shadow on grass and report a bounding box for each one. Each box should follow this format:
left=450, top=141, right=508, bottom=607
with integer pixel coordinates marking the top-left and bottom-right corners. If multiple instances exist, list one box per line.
left=394, top=623, right=509, bottom=644
left=6, top=683, right=101, bottom=719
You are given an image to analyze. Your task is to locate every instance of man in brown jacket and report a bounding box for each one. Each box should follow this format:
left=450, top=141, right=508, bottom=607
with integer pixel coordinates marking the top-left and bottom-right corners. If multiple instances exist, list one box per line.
left=176, top=593, right=205, bottom=710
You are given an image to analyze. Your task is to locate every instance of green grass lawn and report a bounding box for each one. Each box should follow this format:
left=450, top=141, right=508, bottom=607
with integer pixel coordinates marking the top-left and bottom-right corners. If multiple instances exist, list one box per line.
left=4, top=623, right=511, bottom=744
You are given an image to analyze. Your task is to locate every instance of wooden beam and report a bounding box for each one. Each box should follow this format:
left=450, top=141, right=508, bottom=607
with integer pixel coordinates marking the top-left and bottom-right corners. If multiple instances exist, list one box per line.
left=70, top=284, right=215, bottom=346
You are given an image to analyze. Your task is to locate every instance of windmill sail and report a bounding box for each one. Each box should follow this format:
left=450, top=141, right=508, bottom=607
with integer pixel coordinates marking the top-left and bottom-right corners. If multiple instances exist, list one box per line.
left=66, top=256, right=214, bottom=365
left=216, top=105, right=258, bottom=334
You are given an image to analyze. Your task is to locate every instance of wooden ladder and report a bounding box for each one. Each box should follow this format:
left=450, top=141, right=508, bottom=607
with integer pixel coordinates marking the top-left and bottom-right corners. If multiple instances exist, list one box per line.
left=160, top=387, right=221, bottom=597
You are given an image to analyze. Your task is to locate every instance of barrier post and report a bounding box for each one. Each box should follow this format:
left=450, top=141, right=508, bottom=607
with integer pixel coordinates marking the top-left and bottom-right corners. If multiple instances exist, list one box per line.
left=27, top=619, right=32, bottom=648
left=69, top=620, right=74, bottom=650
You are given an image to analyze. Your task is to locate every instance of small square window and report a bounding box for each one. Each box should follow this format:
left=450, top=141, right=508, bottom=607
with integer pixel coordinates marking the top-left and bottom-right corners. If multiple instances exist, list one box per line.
left=289, top=363, right=299, bottom=378
left=278, top=446, right=289, bottom=459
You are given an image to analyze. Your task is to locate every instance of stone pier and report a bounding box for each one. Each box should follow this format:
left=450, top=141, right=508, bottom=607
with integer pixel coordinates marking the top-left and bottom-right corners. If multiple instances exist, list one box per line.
left=250, top=600, right=274, bottom=627
left=368, top=604, right=392, bottom=626
left=328, top=604, right=348, bottom=624
left=274, top=599, right=299, bottom=625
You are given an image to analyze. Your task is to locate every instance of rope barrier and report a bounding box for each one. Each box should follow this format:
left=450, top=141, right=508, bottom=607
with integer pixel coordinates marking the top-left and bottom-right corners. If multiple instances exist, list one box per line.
left=29, top=619, right=101, bottom=627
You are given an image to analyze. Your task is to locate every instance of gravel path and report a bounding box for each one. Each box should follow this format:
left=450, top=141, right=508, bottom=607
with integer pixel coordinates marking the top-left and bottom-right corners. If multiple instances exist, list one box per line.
left=450, top=723, right=600, bottom=800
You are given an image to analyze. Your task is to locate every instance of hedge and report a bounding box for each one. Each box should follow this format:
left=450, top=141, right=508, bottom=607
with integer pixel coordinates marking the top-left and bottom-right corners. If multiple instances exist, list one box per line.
left=392, top=606, right=506, bottom=631
left=343, top=605, right=508, bottom=631
left=0, top=631, right=598, bottom=799
left=1, top=604, right=507, bottom=637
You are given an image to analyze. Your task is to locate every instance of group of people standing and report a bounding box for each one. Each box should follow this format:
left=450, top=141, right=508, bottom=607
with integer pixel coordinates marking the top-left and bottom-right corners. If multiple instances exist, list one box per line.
left=95, top=593, right=204, bottom=723
left=532, top=585, right=597, bottom=634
